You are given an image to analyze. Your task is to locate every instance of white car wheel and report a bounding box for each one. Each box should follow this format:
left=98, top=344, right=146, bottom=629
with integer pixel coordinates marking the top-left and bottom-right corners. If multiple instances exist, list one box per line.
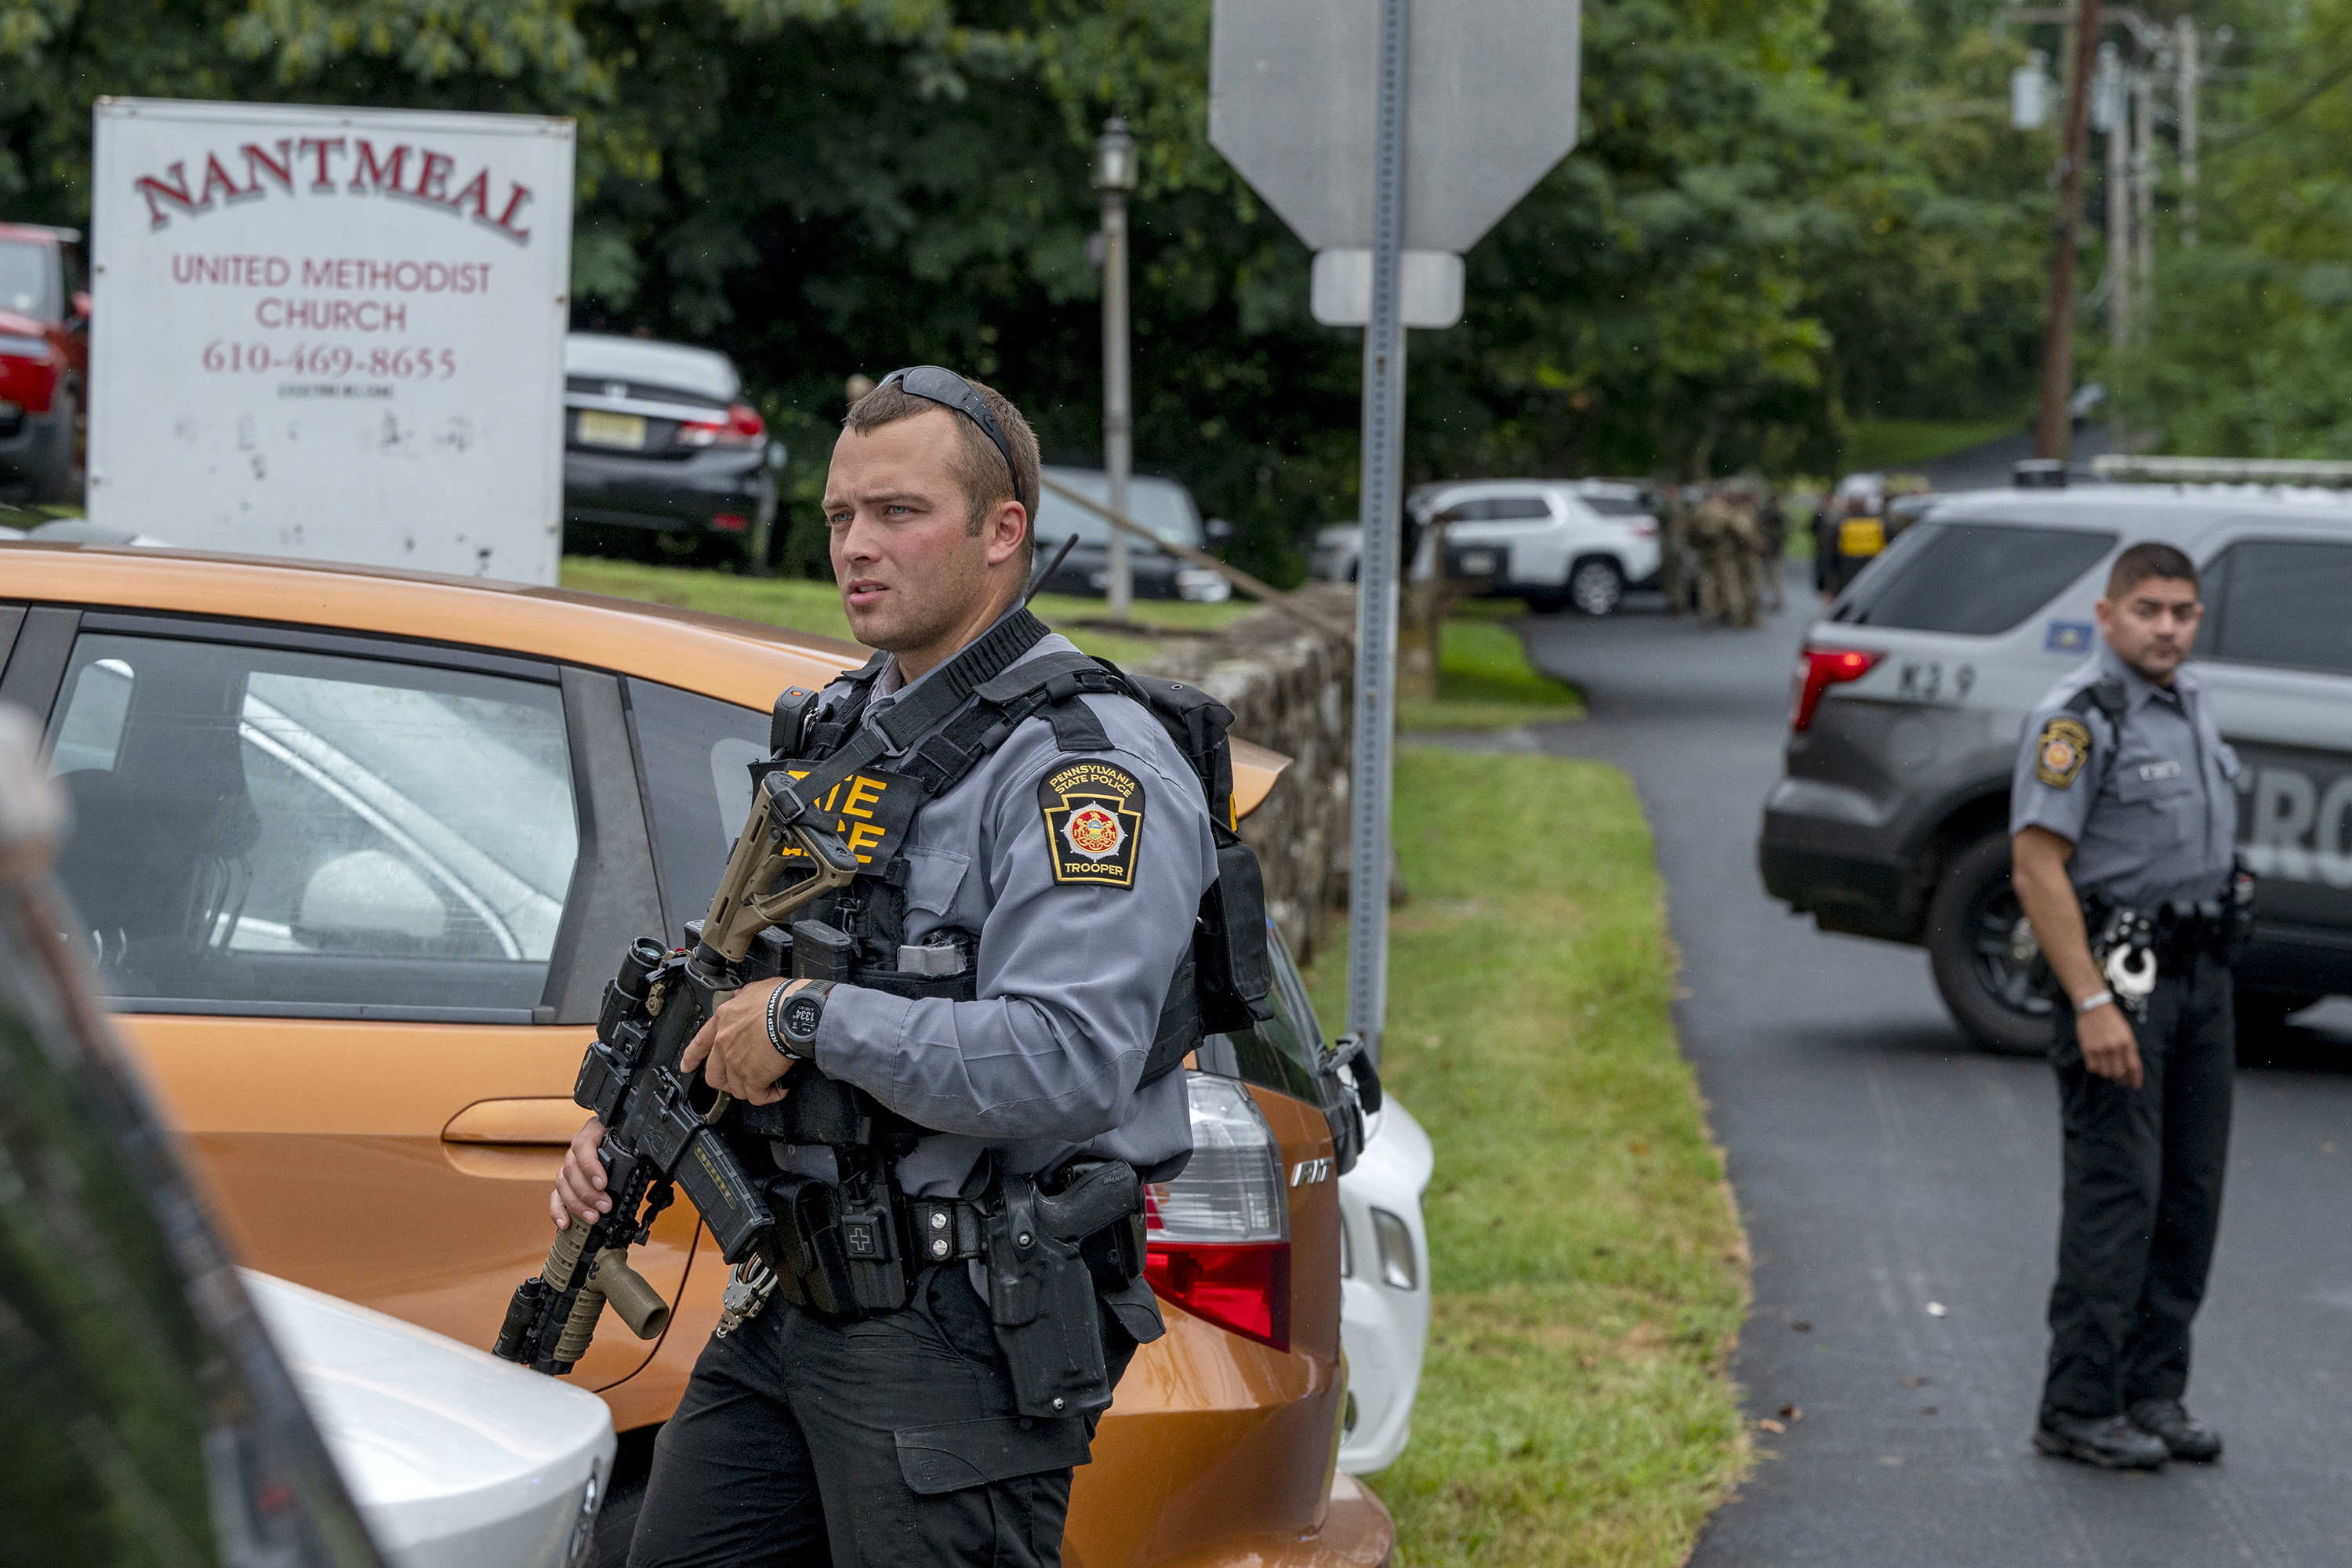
left=1569, top=558, right=1624, bottom=616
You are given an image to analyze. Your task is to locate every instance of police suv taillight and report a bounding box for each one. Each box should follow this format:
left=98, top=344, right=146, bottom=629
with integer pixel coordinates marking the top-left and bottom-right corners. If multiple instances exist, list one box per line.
left=1790, top=646, right=1883, bottom=733
left=1145, top=1073, right=1292, bottom=1351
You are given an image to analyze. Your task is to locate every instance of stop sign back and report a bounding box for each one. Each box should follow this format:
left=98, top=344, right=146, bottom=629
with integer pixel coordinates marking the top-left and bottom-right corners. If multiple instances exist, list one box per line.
left=1209, top=0, right=1581, bottom=254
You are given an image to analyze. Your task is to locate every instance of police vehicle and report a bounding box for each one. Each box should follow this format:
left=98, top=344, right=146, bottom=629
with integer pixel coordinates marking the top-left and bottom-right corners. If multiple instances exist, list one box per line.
left=1759, top=481, right=2352, bottom=1054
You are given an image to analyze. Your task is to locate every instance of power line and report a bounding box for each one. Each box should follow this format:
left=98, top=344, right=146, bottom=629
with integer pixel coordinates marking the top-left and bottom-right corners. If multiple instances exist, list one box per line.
left=2202, top=53, right=2352, bottom=157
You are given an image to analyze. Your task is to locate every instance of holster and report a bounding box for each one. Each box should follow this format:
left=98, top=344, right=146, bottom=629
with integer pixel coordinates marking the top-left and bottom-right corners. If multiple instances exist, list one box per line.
left=982, top=1160, right=1154, bottom=1418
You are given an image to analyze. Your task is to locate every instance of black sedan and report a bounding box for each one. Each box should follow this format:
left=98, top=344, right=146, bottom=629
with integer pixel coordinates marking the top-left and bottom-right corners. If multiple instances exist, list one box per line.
left=1029, top=466, right=1234, bottom=602
left=562, top=333, right=781, bottom=564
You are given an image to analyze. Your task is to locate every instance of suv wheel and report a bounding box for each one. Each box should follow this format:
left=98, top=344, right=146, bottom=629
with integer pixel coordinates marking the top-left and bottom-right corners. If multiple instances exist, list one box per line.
left=1568, top=557, right=1624, bottom=616
left=1926, top=832, right=2056, bottom=1056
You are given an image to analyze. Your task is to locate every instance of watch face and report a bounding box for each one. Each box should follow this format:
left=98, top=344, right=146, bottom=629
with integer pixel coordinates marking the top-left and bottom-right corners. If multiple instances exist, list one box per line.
left=783, top=994, right=825, bottom=1041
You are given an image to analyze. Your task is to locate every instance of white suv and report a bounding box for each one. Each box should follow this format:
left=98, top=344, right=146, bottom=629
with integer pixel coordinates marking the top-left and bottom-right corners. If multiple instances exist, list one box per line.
left=1411, top=478, right=1661, bottom=615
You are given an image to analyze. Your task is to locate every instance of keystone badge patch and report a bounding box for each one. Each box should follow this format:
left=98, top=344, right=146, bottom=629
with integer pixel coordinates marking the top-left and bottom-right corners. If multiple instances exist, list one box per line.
left=2035, top=717, right=2092, bottom=789
left=1039, top=760, right=1145, bottom=890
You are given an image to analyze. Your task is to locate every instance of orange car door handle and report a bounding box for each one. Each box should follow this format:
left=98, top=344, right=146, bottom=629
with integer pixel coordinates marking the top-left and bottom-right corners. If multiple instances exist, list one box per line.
left=441, top=1098, right=589, bottom=1145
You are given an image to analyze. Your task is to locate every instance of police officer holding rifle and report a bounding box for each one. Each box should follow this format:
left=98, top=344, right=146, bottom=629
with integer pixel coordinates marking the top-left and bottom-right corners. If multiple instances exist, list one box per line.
left=2009, top=541, right=2248, bottom=1471
left=539, top=369, right=1250, bottom=1565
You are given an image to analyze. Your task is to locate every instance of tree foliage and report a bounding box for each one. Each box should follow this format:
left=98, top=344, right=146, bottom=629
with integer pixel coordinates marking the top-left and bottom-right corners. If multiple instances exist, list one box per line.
left=1, top=0, right=2053, bottom=578
left=2111, top=0, right=2352, bottom=457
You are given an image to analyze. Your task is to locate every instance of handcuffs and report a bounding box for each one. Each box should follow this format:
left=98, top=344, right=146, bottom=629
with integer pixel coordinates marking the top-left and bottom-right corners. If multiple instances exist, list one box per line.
left=2089, top=905, right=2160, bottom=1019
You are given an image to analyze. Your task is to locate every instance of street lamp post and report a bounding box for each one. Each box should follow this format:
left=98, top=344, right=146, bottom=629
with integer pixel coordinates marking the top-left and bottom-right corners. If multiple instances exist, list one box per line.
left=1094, top=118, right=1139, bottom=622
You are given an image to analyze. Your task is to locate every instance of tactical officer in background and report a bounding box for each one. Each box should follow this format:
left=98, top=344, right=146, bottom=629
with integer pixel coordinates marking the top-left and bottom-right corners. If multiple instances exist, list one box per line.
left=1755, top=485, right=1788, bottom=615
left=2010, top=541, right=2244, bottom=1472
left=1691, top=484, right=1762, bottom=629
left=554, top=368, right=1218, bottom=1564
left=1658, top=483, right=1694, bottom=615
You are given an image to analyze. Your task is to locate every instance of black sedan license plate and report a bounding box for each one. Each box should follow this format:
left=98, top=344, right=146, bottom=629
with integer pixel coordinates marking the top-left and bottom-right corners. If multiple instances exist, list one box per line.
left=577, top=409, right=648, bottom=451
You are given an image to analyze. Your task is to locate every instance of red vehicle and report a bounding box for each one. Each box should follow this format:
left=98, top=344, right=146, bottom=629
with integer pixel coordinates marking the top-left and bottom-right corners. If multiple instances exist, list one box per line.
left=0, top=222, right=89, bottom=503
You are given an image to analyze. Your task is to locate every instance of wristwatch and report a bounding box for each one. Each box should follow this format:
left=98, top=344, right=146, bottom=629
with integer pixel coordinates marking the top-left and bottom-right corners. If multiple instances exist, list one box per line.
left=768, top=980, right=835, bottom=1058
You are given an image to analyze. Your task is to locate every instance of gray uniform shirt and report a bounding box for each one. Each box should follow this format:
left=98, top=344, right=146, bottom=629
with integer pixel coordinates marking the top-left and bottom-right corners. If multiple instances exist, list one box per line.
left=2009, top=639, right=2241, bottom=909
left=800, top=632, right=1217, bottom=1198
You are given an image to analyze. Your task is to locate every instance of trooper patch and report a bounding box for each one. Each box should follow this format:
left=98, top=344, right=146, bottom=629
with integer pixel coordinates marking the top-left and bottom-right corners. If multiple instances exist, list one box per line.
left=2035, top=716, right=2092, bottom=789
left=1038, top=760, right=1145, bottom=889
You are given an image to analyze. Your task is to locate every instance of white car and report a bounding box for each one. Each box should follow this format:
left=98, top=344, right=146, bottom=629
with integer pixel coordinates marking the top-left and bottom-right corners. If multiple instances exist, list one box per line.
left=1414, top=477, right=1662, bottom=615
left=1335, top=1094, right=1434, bottom=1474
left=248, top=1271, right=616, bottom=1568
left=1310, top=521, right=1364, bottom=583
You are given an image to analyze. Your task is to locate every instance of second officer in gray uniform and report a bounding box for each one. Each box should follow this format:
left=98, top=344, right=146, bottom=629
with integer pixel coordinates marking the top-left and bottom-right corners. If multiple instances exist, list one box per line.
left=554, top=368, right=1219, bottom=1565
left=2009, top=540, right=2243, bottom=1472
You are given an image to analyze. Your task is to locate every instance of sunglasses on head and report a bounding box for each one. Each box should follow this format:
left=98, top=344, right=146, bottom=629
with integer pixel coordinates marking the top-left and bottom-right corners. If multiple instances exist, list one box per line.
left=878, top=366, right=1026, bottom=514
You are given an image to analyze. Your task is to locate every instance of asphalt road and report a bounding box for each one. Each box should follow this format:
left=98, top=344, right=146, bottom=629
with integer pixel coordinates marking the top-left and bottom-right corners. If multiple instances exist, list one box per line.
left=1485, top=573, right=2352, bottom=1566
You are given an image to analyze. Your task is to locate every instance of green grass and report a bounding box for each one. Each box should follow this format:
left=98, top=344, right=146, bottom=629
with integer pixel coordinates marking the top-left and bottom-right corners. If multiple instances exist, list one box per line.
left=556, top=556, right=1253, bottom=662
left=559, top=553, right=1574, bottom=728
left=1305, top=750, right=1748, bottom=1566
left=1841, top=416, right=2018, bottom=474
left=1399, top=619, right=1584, bottom=732
left=561, top=557, right=859, bottom=641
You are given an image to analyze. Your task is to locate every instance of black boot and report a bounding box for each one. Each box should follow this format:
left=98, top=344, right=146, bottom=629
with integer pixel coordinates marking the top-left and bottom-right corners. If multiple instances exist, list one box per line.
left=2034, top=1411, right=2170, bottom=1470
left=2129, top=1399, right=2223, bottom=1463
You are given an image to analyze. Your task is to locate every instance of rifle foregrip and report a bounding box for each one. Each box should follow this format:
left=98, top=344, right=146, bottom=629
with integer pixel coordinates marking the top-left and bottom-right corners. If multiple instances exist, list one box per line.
left=543, top=1220, right=608, bottom=1367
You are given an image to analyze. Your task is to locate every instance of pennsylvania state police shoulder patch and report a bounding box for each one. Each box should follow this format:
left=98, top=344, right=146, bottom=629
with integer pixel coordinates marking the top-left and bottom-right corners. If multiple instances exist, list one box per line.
left=1039, top=760, right=1145, bottom=890
left=2035, top=716, right=2092, bottom=789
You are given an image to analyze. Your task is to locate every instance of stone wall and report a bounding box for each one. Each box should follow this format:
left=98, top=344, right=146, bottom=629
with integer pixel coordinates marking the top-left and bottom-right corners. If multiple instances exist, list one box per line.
left=1138, top=585, right=1355, bottom=965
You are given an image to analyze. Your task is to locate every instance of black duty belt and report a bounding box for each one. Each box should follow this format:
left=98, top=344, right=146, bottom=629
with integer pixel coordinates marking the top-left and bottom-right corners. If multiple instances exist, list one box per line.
left=2083, top=893, right=2235, bottom=964
left=906, top=1196, right=989, bottom=1266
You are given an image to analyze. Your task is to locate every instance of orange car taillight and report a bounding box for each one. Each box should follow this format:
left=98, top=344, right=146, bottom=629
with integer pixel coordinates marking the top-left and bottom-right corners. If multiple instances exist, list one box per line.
left=677, top=401, right=766, bottom=448
left=1789, top=646, right=1882, bottom=733
left=1145, top=1074, right=1292, bottom=1351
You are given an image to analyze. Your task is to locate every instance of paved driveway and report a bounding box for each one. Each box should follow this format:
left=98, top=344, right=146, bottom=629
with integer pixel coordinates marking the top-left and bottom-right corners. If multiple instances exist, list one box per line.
left=1481, top=575, right=2352, bottom=1566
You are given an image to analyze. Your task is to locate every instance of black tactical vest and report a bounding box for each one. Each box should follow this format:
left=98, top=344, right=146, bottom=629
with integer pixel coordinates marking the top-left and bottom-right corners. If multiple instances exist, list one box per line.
left=766, top=630, right=1272, bottom=1091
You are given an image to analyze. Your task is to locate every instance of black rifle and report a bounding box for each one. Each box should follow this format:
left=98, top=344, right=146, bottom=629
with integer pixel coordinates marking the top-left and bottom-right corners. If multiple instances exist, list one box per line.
left=494, top=610, right=1071, bottom=1374
left=492, top=689, right=859, bottom=1375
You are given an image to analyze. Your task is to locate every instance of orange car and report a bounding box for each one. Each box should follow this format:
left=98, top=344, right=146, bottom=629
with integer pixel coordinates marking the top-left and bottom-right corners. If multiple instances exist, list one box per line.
left=0, top=541, right=1392, bottom=1568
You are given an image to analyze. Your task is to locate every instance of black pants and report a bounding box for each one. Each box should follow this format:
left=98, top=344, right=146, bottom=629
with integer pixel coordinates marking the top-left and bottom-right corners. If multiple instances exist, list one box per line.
left=2042, top=952, right=2234, bottom=1421
left=629, top=1265, right=1131, bottom=1568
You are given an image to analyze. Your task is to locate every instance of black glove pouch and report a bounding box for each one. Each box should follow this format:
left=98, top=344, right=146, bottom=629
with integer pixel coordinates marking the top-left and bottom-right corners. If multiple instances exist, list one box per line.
left=763, top=1174, right=859, bottom=1319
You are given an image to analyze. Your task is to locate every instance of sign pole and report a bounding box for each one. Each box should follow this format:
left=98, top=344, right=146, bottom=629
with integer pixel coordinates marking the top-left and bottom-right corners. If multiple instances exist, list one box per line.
left=1345, top=0, right=1411, bottom=1065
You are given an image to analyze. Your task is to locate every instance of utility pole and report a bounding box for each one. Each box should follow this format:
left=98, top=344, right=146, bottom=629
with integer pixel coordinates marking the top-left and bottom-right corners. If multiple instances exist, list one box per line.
left=2099, top=42, right=2130, bottom=351
left=2176, top=16, right=2199, bottom=249
left=2133, top=61, right=2154, bottom=318
left=1094, top=118, right=1138, bottom=621
left=2034, top=0, right=2102, bottom=463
